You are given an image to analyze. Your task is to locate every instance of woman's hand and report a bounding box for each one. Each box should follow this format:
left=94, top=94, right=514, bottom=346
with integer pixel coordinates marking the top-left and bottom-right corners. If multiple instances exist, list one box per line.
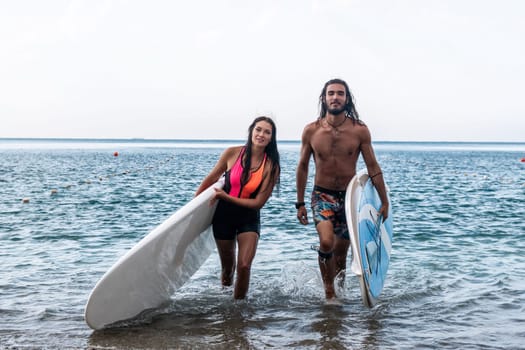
left=210, top=187, right=226, bottom=206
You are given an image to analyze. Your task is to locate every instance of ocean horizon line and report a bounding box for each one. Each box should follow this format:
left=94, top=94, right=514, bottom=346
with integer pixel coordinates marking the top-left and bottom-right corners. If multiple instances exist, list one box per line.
left=1, top=137, right=525, bottom=145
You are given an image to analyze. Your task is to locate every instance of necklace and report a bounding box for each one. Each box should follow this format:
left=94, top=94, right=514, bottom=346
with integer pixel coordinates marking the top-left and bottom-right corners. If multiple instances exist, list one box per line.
left=248, top=152, right=265, bottom=171
left=326, top=116, right=347, bottom=129
left=250, top=159, right=263, bottom=171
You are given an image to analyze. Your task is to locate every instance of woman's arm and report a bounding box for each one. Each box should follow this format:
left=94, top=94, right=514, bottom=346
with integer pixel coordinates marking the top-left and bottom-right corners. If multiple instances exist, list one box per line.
left=212, top=162, right=279, bottom=210
left=194, top=147, right=238, bottom=196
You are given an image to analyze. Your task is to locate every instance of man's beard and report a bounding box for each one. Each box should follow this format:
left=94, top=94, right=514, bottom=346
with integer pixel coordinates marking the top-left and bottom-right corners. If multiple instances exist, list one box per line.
left=327, top=105, right=346, bottom=115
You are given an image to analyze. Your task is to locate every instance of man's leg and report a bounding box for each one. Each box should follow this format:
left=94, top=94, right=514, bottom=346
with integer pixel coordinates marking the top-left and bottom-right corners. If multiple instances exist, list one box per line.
left=316, top=221, right=337, bottom=299
left=334, top=236, right=350, bottom=288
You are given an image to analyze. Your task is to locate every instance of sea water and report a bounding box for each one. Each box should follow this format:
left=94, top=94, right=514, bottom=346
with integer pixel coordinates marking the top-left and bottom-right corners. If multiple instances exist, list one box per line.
left=1, top=139, right=524, bottom=349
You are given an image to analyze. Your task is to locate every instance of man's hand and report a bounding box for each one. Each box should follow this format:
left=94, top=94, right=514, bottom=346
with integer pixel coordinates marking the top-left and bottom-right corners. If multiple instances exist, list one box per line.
left=379, top=203, right=389, bottom=222
left=297, top=206, right=309, bottom=225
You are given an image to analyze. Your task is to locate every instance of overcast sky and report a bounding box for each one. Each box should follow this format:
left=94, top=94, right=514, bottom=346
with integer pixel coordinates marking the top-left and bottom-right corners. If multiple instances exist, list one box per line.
left=1, top=0, right=524, bottom=142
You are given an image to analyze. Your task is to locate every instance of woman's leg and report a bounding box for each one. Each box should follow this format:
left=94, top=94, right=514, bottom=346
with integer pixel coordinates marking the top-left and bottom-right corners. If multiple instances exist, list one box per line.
left=215, top=239, right=236, bottom=286
left=233, top=232, right=259, bottom=299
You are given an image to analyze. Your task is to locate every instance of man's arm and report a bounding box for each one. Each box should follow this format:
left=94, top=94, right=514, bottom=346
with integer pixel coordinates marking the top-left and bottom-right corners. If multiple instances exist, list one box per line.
left=296, top=125, right=313, bottom=224
left=360, top=131, right=389, bottom=220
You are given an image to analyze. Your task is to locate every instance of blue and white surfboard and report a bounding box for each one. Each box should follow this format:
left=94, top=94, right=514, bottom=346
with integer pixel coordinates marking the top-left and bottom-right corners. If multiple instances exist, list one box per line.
left=345, top=170, right=393, bottom=307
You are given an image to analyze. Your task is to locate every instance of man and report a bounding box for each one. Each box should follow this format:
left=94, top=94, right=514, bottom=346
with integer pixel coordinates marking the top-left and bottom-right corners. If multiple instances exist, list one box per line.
left=296, top=78, right=389, bottom=300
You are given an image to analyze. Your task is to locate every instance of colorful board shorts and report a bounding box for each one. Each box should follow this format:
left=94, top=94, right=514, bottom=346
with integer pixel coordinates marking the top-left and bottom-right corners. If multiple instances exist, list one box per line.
left=311, top=185, right=350, bottom=240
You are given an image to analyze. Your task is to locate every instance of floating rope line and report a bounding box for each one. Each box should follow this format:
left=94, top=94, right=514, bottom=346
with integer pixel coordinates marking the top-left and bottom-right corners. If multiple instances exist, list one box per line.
left=20, top=153, right=176, bottom=204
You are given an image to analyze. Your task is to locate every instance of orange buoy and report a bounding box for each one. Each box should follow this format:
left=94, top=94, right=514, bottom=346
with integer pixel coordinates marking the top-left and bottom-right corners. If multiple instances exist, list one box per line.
left=22, top=198, right=30, bottom=203
left=113, top=151, right=119, bottom=157
left=521, top=157, right=525, bottom=163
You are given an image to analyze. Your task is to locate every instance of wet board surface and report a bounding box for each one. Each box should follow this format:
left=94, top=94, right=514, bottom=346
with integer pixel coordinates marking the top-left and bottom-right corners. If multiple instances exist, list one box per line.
left=346, top=170, right=393, bottom=307
left=84, top=179, right=224, bottom=329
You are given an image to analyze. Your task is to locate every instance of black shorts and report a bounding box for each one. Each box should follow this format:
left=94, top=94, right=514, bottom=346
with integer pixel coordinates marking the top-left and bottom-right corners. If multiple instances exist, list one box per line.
left=212, top=200, right=261, bottom=240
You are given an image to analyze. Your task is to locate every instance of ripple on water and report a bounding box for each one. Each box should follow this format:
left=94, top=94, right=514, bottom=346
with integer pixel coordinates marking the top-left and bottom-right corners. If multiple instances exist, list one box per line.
left=2, top=144, right=525, bottom=349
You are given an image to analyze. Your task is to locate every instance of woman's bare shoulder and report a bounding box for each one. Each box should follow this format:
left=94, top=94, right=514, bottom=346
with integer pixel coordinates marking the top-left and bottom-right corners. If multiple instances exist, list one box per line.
left=217, top=145, right=242, bottom=163
left=224, top=145, right=243, bottom=155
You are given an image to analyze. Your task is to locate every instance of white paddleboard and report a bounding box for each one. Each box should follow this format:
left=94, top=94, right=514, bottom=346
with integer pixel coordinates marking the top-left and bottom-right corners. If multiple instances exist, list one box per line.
left=345, top=170, right=393, bottom=307
left=84, top=179, right=224, bottom=330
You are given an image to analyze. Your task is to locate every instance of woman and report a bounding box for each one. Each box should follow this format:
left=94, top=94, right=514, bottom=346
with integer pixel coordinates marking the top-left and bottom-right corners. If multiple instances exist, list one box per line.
left=195, top=116, right=280, bottom=299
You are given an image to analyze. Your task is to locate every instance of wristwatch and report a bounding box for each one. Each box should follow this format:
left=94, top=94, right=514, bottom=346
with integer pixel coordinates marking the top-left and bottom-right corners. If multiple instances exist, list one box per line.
left=295, top=201, right=305, bottom=209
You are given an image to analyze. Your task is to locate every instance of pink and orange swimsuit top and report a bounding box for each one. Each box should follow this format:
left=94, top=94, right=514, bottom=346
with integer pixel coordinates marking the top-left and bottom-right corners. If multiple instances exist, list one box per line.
left=224, top=147, right=267, bottom=199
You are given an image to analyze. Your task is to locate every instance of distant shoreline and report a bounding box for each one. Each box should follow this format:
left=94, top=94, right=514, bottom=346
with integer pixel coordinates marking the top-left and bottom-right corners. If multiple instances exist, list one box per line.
left=1, top=137, right=524, bottom=145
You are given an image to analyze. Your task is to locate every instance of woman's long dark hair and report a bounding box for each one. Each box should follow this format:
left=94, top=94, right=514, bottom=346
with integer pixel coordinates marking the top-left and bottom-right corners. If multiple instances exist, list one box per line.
left=242, top=116, right=280, bottom=189
left=318, top=78, right=361, bottom=124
